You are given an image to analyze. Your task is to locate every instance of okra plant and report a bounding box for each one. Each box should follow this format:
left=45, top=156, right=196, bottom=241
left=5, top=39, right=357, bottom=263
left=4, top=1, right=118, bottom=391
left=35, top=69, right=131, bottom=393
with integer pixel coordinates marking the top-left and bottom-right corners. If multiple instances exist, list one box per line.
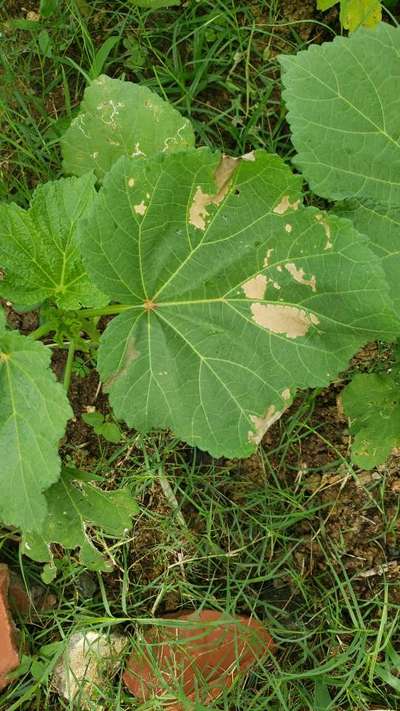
left=1, top=24, right=399, bottom=572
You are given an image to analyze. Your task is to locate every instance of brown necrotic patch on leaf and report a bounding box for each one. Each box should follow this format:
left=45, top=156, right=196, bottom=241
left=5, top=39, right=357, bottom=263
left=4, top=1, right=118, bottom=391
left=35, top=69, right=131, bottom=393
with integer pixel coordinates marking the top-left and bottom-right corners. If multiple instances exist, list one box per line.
left=273, top=195, right=300, bottom=215
left=242, top=274, right=267, bottom=300
left=248, top=405, right=282, bottom=445
left=242, top=151, right=256, bottom=162
left=250, top=303, right=319, bottom=338
left=285, top=263, right=316, bottom=292
left=263, top=248, right=274, bottom=268
left=134, top=201, right=147, bottom=215
left=248, top=388, right=292, bottom=444
left=189, top=156, right=238, bottom=231
left=103, top=338, right=140, bottom=391
left=315, top=213, right=333, bottom=250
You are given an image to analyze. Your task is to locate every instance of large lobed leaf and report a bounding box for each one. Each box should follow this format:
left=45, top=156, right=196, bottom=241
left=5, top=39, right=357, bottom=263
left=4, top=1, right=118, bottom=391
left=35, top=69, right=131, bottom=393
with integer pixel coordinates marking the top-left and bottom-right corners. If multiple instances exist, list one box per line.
left=0, top=309, right=72, bottom=532
left=62, top=75, right=194, bottom=181
left=335, top=200, right=400, bottom=312
left=280, top=23, right=400, bottom=205
left=280, top=22, right=400, bottom=467
left=22, top=468, right=139, bottom=580
left=0, top=174, right=106, bottom=310
left=78, top=148, right=398, bottom=458
left=342, top=373, right=400, bottom=468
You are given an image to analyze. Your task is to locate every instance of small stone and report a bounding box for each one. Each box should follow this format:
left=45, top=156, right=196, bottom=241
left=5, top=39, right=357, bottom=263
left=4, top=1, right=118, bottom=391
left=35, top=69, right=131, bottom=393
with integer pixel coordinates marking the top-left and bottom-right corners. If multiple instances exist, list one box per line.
left=52, top=630, right=127, bottom=708
left=0, top=565, right=20, bottom=690
left=123, top=610, right=275, bottom=710
left=26, top=11, right=40, bottom=21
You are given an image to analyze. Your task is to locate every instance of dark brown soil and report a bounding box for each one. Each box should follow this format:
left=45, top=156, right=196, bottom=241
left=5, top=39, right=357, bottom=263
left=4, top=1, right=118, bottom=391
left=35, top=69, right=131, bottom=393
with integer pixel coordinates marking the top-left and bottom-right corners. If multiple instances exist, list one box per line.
left=280, top=0, right=339, bottom=41
left=2, top=302, right=38, bottom=334
left=2, top=1, right=38, bottom=14
left=263, top=372, right=400, bottom=601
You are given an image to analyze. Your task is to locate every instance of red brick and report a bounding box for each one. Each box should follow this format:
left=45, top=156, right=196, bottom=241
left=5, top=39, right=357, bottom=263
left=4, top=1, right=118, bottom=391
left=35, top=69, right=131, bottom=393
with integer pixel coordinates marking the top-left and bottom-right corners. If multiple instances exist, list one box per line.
left=0, top=564, right=20, bottom=690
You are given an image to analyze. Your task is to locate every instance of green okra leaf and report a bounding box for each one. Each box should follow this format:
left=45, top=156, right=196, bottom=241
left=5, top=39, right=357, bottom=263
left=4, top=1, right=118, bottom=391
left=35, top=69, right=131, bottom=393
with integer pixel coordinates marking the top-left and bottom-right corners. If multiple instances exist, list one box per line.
left=342, top=372, right=400, bottom=468
left=0, top=308, right=72, bottom=532
left=62, top=74, right=194, bottom=181
left=78, top=148, right=399, bottom=458
left=0, top=173, right=107, bottom=310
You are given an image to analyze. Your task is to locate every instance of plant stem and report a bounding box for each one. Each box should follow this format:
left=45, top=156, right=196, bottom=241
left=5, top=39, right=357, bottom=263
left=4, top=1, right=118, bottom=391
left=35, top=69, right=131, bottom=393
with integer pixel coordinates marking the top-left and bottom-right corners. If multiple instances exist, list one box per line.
left=63, top=339, right=76, bottom=392
left=29, top=321, right=57, bottom=341
left=79, top=304, right=136, bottom=318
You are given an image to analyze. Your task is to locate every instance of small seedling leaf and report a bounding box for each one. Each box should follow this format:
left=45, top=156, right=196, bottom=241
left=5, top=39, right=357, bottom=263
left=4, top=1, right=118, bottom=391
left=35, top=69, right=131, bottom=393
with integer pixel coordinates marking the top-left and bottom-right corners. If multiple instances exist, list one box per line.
left=98, top=422, right=122, bottom=443
left=0, top=174, right=107, bottom=310
left=78, top=148, right=398, bottom=458
left=62, top=75, right=194, bottom=180
left=21, top=468, right=138, bottom=575
left=82, top=411, right=104, bottom=428
left=0, top=309, right=72, bottom=532
left=342, top=372, right=400, bottom=467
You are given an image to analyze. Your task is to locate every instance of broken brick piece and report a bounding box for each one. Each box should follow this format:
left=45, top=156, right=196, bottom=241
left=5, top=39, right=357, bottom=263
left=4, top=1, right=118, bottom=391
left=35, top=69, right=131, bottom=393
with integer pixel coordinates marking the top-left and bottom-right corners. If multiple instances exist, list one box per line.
left=123, top=609, right=275, bottom=710
left=0, top=564, right=20, bottom=690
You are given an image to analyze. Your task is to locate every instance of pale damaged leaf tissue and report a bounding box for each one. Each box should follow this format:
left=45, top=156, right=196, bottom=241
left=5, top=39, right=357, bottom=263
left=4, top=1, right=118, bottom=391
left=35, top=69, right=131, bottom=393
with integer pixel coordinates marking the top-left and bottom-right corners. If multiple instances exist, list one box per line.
left=62, top=75, right=195, bottom=180
left=77, top=148, right=397, bottom=457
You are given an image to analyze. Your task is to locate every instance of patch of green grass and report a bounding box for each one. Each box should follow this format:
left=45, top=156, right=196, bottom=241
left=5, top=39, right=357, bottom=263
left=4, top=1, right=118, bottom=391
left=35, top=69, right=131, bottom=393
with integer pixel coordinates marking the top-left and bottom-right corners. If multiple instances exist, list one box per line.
left=2, top=395, right=400, bottom=710
left=0, top=0, right=334, bottom=204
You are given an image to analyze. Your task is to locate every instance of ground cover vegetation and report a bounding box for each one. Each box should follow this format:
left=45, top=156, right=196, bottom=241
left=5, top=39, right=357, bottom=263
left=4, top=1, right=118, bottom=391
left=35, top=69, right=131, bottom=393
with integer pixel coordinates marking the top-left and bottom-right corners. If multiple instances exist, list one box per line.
left=1, top=0, right=400, bottom=709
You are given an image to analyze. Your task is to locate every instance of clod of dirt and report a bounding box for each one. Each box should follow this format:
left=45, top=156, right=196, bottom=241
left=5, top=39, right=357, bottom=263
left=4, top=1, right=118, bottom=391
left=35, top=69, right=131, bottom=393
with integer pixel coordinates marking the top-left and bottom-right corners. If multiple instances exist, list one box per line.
left=0, top=564, right=20, bottom=690
left=52, top=631, right=127, bottom=708
left=123, top=609, right=275, bottom=710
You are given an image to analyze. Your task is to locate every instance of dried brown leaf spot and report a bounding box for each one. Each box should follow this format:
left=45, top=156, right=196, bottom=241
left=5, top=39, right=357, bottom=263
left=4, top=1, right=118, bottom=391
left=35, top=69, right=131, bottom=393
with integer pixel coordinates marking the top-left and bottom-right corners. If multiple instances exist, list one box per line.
left=251, top=303, right=319, bottom=339
left=285, top=263, right=316, bottom=292
left=248, top=405, right=282, bottom=445
left=242, top=274, right=267, bottom=300
left=134, top=201, right=147, bottom=215
left=273, top=195, right=300, bottom=215
left=189, top=156, right=238, bottom=230
left=315, top=213, right=333, bottom=250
